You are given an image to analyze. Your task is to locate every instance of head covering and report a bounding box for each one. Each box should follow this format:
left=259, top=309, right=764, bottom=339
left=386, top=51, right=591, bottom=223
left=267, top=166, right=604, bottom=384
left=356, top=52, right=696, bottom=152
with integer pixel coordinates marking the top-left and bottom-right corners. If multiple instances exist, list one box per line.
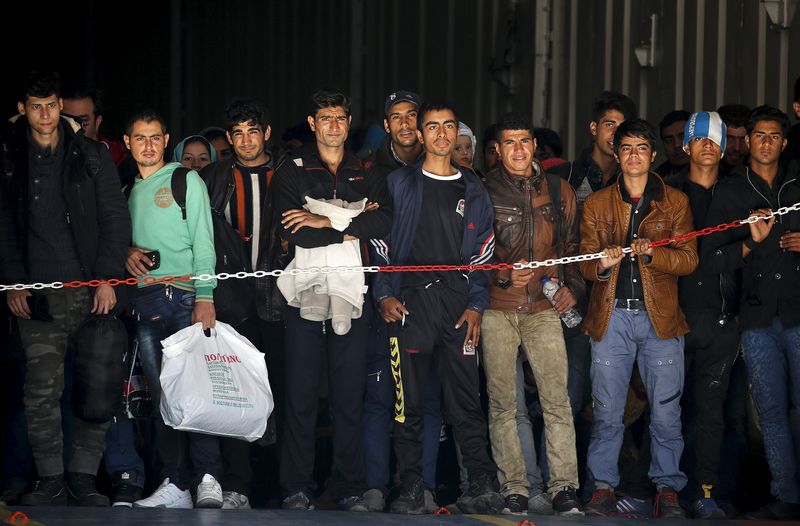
left=458, top=122, right=477, bottom=162
left=683, top=111, right=726, bottom=157
left=172, top=135, right=217, bottom=164
left=384, top=90, right=423, bottom=115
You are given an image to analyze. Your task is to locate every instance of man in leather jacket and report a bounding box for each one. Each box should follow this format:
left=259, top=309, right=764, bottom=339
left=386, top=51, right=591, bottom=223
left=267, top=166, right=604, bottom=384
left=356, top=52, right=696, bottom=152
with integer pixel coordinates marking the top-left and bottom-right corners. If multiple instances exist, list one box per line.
left=579, top=119, right=697, bottom=519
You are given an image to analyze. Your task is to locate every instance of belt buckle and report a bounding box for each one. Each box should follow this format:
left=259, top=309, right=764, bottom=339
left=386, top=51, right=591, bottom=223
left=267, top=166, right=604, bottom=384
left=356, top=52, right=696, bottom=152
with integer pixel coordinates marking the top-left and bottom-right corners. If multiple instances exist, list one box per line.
left=626, top=299, right=641, bottom=311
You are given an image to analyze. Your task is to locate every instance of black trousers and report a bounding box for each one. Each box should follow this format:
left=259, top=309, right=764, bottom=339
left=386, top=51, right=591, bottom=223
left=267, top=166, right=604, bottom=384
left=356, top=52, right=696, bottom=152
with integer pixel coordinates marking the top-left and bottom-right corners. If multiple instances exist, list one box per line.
left=219, top=316, right=285, bottom=496
left=389, top=283, right=496, bottom=487
left=681, top=311, right=740, bottom=499
left=279, top=304, right=369, bottom=501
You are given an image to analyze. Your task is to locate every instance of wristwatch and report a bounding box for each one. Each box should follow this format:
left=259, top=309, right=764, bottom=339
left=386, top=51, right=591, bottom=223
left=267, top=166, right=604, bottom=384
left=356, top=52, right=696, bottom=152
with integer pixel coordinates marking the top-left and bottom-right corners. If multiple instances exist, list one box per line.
left=496, top=278, right=512, bottom=289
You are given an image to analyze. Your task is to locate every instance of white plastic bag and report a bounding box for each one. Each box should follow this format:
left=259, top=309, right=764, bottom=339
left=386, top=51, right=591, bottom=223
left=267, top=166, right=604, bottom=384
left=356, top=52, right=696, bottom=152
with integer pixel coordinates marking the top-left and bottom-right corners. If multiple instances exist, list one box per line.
left=159, top=322, right=273, bottom=442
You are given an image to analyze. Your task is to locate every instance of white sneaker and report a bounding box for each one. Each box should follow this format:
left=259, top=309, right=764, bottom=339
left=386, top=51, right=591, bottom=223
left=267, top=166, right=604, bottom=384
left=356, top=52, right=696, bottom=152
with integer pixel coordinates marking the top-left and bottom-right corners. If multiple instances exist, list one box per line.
left=133, top=478, right=192, bottom=509
left=222, top=491, right=251, bottom=509
left=195, top=474, right=223, bottom=508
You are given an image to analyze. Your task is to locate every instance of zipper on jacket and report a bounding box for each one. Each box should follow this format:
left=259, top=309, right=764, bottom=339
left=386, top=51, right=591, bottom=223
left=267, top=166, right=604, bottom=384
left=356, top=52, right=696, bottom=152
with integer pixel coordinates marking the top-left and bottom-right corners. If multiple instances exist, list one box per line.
left=66, top=212, right=70, bottom=224
left=368, top=370, right=382, bottom=382
left=526, top=178, right=534, bottom=305
left=777, top=177, right=797, bottom=225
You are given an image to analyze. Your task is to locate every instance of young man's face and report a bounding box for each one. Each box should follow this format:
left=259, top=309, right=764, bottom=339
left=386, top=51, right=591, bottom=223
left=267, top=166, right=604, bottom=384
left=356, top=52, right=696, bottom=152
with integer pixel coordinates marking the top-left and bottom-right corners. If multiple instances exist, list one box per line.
left=417, top=109, right=458, bottom=158
left=615, top=135, right=656, bottom=178
left=498, top=129, right=535, bottom=177
left=685, top=137, right=722, bottom=168
left=308, top=106, right=351, bottom=149
left=723, top=126, right=749, bottom=167
left=746, top=120, right=786, bottom=167
left=661, top=120, right=689, bottom=167
left=62, top=97, right=101, bottom=140
left=18, top=95, right=62, bottom=137
left=484, top=139, right=500, bottom=171
left=383, top=101, right=418, bottom=148
left=124, top=120, right=169, bottom=168
left=227, top=121, right=270, bottom=165
left=591, top=109, right=625, bottom=157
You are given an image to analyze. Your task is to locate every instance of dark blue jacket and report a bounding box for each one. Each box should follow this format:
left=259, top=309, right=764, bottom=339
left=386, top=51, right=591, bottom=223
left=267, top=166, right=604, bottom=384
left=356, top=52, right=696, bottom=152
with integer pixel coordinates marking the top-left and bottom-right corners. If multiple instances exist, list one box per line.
left=370, top=160, right=495, bottom=313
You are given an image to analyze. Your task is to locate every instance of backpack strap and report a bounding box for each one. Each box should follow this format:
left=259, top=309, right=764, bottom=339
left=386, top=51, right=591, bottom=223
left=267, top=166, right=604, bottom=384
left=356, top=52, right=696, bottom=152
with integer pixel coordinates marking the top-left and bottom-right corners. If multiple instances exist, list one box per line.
left=170, top=167, right=190, bottom=220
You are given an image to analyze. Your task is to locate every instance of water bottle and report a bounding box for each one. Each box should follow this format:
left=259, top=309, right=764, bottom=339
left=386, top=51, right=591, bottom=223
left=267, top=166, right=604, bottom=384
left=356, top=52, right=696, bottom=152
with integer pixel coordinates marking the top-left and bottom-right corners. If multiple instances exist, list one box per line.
left=540, top=277, right=583, bottom=328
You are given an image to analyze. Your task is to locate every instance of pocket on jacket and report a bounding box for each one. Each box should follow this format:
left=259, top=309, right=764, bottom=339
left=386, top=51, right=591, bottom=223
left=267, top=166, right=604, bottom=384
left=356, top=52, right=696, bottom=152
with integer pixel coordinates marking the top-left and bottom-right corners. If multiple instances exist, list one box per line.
left=493, top=204, right=523, bottom=248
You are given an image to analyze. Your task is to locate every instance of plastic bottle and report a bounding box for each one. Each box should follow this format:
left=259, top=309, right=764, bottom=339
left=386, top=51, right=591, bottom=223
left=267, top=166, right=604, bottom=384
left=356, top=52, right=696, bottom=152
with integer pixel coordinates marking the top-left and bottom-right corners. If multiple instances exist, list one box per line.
left=540, top=277, right=583, bottom=328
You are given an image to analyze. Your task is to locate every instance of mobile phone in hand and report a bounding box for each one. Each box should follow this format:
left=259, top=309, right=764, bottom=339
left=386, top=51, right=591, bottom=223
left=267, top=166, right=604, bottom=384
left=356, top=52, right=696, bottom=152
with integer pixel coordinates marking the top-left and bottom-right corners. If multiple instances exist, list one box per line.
left=146, top=250, right=161, bottom=270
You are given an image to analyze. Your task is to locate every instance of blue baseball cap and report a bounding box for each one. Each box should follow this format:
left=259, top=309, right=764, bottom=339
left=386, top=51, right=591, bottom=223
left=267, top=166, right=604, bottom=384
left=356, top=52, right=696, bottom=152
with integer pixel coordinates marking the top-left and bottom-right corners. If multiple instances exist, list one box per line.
left=683, top=111, right=727, bottom=157
left=384, top=90, right=423, bottom=115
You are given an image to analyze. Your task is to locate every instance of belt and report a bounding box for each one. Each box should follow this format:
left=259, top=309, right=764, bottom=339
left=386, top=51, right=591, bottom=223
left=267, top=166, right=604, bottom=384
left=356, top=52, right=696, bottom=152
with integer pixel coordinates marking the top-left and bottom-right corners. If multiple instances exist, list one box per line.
left=616, top=298, right=647, bottom=311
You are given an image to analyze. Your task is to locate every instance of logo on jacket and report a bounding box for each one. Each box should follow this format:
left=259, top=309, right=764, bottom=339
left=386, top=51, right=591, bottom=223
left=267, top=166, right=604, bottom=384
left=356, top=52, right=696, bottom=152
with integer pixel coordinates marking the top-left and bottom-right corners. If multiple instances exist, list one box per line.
left=154, top=187, right=174, bottom=208
left=456, top=199, right=465, bottom=217
left=348, top=176, right=365, bottom=182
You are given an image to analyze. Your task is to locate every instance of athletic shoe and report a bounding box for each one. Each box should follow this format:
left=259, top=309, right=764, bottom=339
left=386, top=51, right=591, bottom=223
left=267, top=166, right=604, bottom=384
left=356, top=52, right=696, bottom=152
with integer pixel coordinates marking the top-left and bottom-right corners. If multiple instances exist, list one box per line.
left=222, top=491, right=251, bottom=509
left=282, top=490, right=315, bottom=510
left=338, top=495, right=368, bottom=512
left=390, top=479, right=425, bottom=514
left=195, top=474, right=222, bottom=508
left=584, top=488, right=616, bottom=516
left=552, top=486, right=583, bottom=516
left=529, top=492, right=554, bottom=514
left=456, top=472, right=504, bottom=514
left=653, top=487, right=685, bottom=519
left=111, top=471, right=142, bottom=507
left=501, top=493, right=528, bottom=515
left=693, top=497, right=726, bottom=519
left=133, top=478, right=192, bottom=509
left=616, top=494, right=653, bottom=518
left=21, top=475, right=67, bottom=506
left=363, top=488, right=385, bottom=512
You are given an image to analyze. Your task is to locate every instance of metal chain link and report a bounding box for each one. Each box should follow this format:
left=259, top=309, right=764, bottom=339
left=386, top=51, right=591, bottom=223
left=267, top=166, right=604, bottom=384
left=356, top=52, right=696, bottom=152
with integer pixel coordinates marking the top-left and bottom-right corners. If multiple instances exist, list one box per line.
left=4, top=202, right=800, bottom=292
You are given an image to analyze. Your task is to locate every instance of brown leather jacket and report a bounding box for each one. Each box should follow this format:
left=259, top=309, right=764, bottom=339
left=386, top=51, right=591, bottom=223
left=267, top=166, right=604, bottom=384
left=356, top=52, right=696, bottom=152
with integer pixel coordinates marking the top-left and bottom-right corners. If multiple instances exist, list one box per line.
left=485, top=163, right=585, bottom=314
left=578, top=173, right=697, bottom=341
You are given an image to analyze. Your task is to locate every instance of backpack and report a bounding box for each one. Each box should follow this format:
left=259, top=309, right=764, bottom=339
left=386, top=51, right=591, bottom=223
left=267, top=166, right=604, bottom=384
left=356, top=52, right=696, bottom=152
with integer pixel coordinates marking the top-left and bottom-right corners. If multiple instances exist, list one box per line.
left=123, top=166, right=190, bottom=218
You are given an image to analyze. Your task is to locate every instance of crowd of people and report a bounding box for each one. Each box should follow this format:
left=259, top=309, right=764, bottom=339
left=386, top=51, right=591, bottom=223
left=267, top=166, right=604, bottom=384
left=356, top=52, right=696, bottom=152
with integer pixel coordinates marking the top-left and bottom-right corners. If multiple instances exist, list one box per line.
left=1, top=69, right=800, bottom=520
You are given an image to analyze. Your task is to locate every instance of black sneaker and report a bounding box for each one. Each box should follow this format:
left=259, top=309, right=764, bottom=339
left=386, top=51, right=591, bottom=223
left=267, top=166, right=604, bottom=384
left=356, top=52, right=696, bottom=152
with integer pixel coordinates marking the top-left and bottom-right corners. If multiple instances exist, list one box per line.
left=111, top=471, right=143, bottom=507
left=21, top=475, right=67, bottom=506
left=584, top=488, right=616, bottom=517
left=501, top=493, right=528, bottom=515
left=744, top=501, right=800, bottom=520
left=66, top=473, right=109, bottom=507
left=653, top=487, right=685, bottom=519
left=552, top=486, right=584, bottom=516
left=281, top=490, right=315, bottom=510
left=390, top=478, right=425, bottom=514
left=338, top=495, right=368, bottom=512
left=456, top=472, right=504, bottom=514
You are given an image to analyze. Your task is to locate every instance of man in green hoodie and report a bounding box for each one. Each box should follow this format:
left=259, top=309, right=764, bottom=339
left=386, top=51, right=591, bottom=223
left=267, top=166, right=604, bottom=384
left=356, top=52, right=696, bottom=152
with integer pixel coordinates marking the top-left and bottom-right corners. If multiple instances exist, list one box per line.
left=121, top=110, right=220, bottom=509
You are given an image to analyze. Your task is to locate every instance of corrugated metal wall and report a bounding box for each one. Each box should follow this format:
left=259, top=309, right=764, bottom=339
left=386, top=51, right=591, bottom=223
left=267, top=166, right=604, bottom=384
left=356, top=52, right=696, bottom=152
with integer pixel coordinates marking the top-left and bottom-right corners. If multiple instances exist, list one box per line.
left=171, top=0, right=799, bottom=162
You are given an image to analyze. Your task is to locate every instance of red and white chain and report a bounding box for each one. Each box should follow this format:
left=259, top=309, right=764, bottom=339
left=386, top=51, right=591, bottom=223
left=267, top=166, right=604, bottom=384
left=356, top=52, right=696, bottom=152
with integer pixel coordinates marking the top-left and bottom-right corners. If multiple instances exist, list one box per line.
left=3, top=202, right=800, bottom=293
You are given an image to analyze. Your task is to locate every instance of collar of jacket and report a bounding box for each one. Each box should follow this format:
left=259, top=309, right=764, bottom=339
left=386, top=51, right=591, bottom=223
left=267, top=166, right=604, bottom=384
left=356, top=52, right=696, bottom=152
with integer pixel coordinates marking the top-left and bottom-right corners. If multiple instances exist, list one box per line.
left=296, top=142, right=363, bottom=172
left=614, top=171, right=668, bottom=210
left=733, top=162, right=796, bottom=194
left=496, top=159, right=545, bottom=191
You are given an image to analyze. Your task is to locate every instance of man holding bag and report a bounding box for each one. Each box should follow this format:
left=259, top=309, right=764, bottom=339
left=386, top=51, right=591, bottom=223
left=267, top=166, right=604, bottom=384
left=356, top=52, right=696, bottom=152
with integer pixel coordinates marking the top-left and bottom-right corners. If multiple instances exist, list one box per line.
left=121, top=110, right=221, bottom=509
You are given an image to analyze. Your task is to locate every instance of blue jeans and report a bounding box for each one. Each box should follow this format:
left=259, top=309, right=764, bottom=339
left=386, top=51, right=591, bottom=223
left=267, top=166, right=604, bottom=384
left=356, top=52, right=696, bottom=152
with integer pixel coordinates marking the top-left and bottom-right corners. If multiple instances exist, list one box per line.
left=134, top=285, right=220, bottom=489
left=587, top=308, right=686, bottom=491
left=741, top=317, right=800, bottom=504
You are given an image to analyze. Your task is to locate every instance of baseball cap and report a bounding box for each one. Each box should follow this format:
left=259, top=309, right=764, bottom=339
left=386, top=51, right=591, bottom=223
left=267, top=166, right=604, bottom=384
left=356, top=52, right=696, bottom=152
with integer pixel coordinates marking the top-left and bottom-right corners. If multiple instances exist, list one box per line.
left=384, top=90, right=423, bottom=115
left=683, top=111, right=727, bottom=156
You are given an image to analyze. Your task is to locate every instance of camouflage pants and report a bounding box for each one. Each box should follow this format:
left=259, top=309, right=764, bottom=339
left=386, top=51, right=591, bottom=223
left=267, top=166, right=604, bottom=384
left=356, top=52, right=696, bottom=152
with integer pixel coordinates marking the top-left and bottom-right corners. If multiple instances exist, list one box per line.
left=481, top=308, right=579, bottom=495
left=17, top=288, right=110, bottom=477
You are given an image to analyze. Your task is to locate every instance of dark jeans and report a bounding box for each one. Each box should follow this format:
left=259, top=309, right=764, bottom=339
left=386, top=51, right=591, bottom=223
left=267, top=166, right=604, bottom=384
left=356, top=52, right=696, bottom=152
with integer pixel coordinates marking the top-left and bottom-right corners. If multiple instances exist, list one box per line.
left=363, top=313, right=442, bottom=492
left=280, top=305, right=369, bottom=501
left=741, top=317, right=800, bottom=504
left=134, top=285, right=220, bottom=490
left=218, top=316, right=285, bottom=496
left=681, top=311, right=740, bottom=499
